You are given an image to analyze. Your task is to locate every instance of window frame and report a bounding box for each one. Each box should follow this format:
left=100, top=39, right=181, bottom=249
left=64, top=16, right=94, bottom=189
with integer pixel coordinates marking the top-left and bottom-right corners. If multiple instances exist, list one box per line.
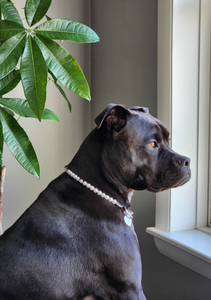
left=147, top=0, right=211, bottom=280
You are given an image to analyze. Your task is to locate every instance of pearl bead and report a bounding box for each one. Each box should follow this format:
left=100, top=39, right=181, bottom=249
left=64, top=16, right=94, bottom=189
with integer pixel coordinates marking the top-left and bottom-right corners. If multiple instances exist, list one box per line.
left=65, top=168, right=133, bottom=221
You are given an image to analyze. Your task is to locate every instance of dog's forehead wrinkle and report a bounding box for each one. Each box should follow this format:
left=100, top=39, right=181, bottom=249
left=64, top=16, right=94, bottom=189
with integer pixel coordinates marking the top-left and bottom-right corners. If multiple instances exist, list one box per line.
left=134, top=112, right=170, bottom=141
left=126, top=114, right=153, bottom=136
left=143, top=122, right=169, bottom=143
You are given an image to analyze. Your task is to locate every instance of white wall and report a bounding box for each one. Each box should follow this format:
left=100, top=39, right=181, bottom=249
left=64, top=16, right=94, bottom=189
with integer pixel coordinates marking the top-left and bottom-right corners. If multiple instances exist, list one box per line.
left=2, top=0, right=91, bottom=230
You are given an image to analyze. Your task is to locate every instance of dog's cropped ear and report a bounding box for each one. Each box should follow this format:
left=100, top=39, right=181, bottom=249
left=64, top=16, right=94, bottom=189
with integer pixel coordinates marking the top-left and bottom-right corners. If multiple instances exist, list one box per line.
left=130, top=106, right=149, bottom=114
left=95, top=104, right=131, bottom=132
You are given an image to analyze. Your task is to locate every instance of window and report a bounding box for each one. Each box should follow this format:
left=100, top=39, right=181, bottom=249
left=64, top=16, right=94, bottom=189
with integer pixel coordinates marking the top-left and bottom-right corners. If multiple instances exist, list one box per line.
left=147, top=0, right=211, bottom=279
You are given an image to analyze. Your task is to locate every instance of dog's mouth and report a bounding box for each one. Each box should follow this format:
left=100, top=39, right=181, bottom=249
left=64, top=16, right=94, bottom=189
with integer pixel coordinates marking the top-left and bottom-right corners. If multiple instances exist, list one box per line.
left=147, top=170, right=191, bottom=193
left=174, top=171, right=191, bottom=187
left=147, top=186, right=165, bottom=193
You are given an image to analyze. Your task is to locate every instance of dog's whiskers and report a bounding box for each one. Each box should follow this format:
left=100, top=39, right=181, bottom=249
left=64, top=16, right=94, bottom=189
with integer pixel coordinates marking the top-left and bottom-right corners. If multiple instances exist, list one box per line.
left=130, top=177, right=141, bottom=186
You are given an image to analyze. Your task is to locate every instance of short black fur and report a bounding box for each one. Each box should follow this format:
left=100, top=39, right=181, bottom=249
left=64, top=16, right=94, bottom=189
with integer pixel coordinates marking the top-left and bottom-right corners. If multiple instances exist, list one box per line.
left=0, top=104, right=191, bottom=300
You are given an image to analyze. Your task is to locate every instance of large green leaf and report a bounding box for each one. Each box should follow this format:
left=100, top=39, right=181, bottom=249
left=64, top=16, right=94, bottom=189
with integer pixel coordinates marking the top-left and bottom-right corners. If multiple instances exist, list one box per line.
left=20, top=36, right=47, bottom=120
left=2, top=107, right=14, bottom=116
left=0, top=0, right=23, bottom=26
left=0, top=20, right=24, bottom=41
left=25, top=0, right=52, bottom=26
left=48, top=70, right=71, bottom=112
left=52, top=81, right=72, bottom=113
left=34, top=34, right=91, bottom=100
left=0, top=31, right=27, bottom=79
left=35, top=19, right=100, bottom=43
left=0, top=121, right=3, bottom=162
left=41, top=108, right=59, bottom=122
left=0, top=107, right=40, bottom=178
left=0, top=70, right=21, bottom=95
left=0, top=98, right=59, bottom=122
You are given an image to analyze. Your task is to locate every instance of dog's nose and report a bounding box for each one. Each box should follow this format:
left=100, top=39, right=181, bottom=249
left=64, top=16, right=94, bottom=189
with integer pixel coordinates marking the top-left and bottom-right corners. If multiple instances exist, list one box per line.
left=173, top=156, right=190, bottom=168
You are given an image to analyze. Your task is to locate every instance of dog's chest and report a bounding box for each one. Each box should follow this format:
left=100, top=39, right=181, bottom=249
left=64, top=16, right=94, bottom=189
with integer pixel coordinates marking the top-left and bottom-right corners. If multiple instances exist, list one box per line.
left=75, top=218, right=141, bottom=279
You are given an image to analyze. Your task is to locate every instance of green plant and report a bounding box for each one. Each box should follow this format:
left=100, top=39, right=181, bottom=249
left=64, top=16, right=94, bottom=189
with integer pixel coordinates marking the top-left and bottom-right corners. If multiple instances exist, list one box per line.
left=0, top=0, right=99, bottom=178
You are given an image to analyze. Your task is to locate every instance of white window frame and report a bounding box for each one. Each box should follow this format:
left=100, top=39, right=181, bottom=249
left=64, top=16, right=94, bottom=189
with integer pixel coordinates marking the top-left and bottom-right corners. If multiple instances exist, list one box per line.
left=147, top=0, right=211, bottom=280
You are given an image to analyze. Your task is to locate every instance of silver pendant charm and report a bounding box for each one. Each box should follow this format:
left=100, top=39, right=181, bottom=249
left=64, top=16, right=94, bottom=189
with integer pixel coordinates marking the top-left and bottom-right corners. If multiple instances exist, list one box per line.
left=124, top=214, right=132, bottom=226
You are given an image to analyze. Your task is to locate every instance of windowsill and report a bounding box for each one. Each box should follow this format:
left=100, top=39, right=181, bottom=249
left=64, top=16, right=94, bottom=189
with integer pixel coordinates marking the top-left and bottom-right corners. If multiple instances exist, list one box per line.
left=146, top=227, right=211, bottom=280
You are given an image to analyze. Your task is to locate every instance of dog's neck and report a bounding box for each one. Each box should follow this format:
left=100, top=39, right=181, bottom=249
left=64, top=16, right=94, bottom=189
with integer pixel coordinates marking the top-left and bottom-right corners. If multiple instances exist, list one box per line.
left=65, top=168, right=133, bottom=220
left=67, top=128, right=133, bottom=207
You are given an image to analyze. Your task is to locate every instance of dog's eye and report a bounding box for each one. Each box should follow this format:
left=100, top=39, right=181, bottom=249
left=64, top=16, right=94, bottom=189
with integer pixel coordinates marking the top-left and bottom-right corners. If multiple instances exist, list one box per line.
left=148, top=141, right=157, bottom=148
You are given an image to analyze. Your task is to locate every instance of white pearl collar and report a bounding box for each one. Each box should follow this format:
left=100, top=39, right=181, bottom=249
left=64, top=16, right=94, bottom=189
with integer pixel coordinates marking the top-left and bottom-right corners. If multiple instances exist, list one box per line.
left=65, top=168, right=133, bottom=226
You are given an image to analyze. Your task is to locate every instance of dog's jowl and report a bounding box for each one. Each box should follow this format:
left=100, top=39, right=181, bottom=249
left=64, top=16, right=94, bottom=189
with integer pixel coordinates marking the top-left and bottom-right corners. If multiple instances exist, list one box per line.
left=0, top=104, right=191, bottom=300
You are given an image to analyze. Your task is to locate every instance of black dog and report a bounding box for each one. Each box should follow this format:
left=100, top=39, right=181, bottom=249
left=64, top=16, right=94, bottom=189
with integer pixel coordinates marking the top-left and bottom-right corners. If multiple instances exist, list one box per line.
left=0, top=104, right=191, bottom=300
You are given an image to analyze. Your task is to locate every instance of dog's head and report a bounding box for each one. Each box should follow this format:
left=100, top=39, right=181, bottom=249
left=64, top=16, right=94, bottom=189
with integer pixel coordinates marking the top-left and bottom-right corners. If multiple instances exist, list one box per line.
left=95, top=104, right=191, bottom=193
